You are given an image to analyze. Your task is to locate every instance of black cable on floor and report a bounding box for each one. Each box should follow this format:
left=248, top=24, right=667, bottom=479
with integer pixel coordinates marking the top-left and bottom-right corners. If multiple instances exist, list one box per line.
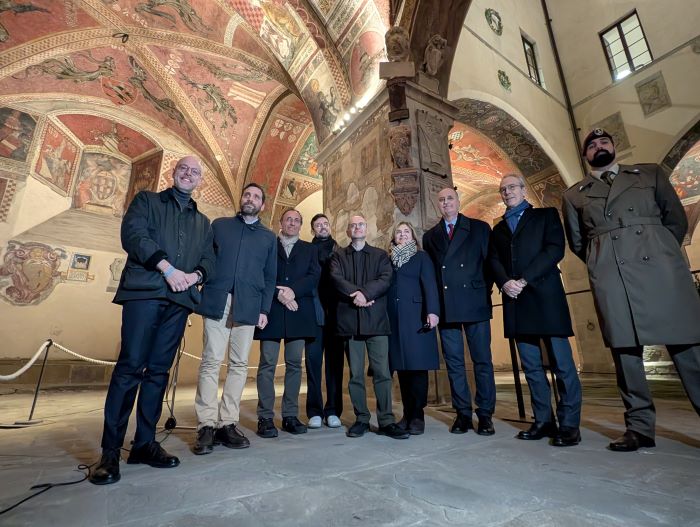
left=0, top=464, right=90, bottom=516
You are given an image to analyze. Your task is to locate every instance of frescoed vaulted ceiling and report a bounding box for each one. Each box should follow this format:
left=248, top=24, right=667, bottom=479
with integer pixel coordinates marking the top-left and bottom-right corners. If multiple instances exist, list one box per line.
left=0, top=0, right=389, bottom=208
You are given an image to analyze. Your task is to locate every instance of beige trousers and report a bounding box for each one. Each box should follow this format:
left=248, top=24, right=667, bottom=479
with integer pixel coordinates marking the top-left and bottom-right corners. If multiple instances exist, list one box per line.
left=194, top=295, right=255, bottom=429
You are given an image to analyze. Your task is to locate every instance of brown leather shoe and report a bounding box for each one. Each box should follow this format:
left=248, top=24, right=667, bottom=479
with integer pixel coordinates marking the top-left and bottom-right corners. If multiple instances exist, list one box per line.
left=609, top=430, right=655, bottom=452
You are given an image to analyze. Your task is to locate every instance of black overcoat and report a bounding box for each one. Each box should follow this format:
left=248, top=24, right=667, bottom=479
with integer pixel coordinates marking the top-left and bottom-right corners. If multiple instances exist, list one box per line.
left=329, top=243, right=393, bottom=337
left=387, top=251, right=440, bottom=371
left=422, top=214, right=492, bottom=323
left=255, top=239, right=320, bottom=340
left=488, top=206, right=573, bottom=338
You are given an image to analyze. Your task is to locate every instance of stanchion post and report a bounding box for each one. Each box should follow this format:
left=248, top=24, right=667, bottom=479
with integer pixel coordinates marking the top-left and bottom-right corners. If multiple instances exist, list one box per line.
left=25, top=339, right=52, bottom=423
left=509, top=338, right=526, bottom=419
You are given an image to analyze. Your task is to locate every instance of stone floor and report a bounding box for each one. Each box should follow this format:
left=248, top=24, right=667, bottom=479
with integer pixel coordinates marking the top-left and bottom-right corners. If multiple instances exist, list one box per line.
left=0, top=376, right=699, bottom=527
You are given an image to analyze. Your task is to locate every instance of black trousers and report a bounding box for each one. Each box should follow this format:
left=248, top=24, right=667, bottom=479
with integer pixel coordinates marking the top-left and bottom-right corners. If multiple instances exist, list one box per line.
left=396, top=370, right=429, bottom=421
left=305, top=324, right=346, bottom=418
left=101, top=299, right=189, bottom=452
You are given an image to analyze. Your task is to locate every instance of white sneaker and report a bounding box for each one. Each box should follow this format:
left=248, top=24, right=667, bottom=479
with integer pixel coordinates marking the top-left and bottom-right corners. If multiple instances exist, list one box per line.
left=308, top=416, right=322, bottom=429
left=325, top=415, right=342, bottom=428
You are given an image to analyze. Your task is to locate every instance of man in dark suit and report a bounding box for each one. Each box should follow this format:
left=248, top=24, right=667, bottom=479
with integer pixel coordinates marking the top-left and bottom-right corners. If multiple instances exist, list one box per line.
left=562, top=128, right=700, bottom=452
left=89, top=156, right=215, bottom=485
left=255, top=209, right=320, bottom=437
left=489, top=174, right=582, bottom=447
left=329, top=214, right=408, bottom=439
left=423, top=187, right=496, bottom=436
left=193, top=183, right=277, bottom=455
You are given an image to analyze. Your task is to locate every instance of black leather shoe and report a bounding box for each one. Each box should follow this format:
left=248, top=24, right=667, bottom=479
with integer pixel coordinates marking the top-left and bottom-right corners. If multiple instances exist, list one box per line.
left=282, top=416, right=308, bottom=435
left=257, top=417, right=279, bottom=438
left=552, top=426, right=581, bottom=447
left=215, top=423, right=250, bottom=449
left=609, top=430, right=655, bottom=452
left=377, top=423, right=410, bottom=439
left=346, top=421, right=370, bottom=438
left=517, top=421, right=558, bottom=440
left=396, top=417, right=408, bottom=430
left=450, top=413, right=473, bottom=434
left=127, top=442, right=180, bottom=468
left=477, top=416, right=495, bottom=436
left=193, top=426, right=215, bottom=455
left=89, top=451, right=120, bottom=485
left=407, top=418, right=425, bottom=435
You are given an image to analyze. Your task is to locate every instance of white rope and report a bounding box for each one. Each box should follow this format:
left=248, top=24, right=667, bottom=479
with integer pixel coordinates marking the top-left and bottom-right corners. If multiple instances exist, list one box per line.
left=0, top=340, right=229, bottom=382
left=51, top=342, right=117, bottom=366
left=0, top=341, right=51, bottom=381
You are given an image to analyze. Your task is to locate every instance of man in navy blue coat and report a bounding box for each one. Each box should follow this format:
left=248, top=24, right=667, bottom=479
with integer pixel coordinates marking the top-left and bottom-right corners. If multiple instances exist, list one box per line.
left=255, top=209, right=320, bottom=438
left=193, top=183, right=277, bottom=455
left=489, top=174, right=582, bottom=447
left=423, top=187, right=497, bottom=436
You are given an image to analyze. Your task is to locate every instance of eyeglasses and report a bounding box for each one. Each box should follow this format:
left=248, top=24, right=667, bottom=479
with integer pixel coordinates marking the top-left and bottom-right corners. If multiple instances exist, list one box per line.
left=349, top=222, right=366, bottom=229
left=175, top=164, right=202, bottom=177
left=498, top=184, right=523, bottom=194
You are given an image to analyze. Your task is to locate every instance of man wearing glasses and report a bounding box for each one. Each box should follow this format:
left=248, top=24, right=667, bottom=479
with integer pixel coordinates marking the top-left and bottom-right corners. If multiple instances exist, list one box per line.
left=90, top=156, right=215, bottom=485
left=329, top=215, right=408, bottom=439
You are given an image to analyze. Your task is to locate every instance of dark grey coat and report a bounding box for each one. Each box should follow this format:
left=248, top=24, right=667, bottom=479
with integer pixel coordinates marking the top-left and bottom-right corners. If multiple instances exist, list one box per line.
left=562, top=163, right=700, bottom=347
left=196, top=214, right=277, bottom=326
left=113, top=189, right=214, bottom=310
left=489, top=206, right=573, bottom=338
left=329, top=243, right=393, bottom=337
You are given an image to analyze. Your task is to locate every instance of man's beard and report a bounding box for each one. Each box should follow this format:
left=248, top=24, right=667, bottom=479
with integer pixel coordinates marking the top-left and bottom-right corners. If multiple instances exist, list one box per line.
left=315, top=231, right=330, bottom=240
left=589, top=149, right=615, bottom=168
left=240, top=202, right=261, bottom=216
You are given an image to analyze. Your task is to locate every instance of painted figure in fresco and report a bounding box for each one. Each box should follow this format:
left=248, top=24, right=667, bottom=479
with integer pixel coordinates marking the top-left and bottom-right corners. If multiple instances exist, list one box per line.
left=254, top=0, right=303, bottom=40
left=128, top=56, right=188, bottom=131
left=135, top=0, right=210, bottom=34
left=0, top=241, right=66, bottom=305
left=310, top=79, right=339, bottom=129
left=180, top=72, right=237, bottom=133
left=0, top=108, right=36, bottom=161
left=15, top=53, right=115, bottom=83
left=89, top=156, right=214, bottom=485
left=562, top=128, right=700, bottom=452
left=0, top=0, right=49, bottom=42
left=451, top=144, right=503, bottom=174
left=41, top=141, right=72, bottom=185
left=195, top=57, right=268, bottom=83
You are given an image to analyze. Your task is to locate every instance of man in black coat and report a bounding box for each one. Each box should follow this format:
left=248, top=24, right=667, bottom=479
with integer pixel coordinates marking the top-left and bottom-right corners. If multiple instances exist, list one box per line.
left=193, top=183, right=277, bottom=455
left=489, top=174, right=582, bottom=447
left=90, top=156, right=215, bottom=485
left=329, top=214, right=408, bottom=439
left=305, top=213, right=345, bottom=429
left=423, top=187, right=496, bottom=436
left=254, top=209, right=320, bottom=437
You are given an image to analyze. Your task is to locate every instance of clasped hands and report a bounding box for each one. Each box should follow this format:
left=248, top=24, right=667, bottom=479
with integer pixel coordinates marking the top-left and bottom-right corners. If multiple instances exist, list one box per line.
left=277, top=286, right=298, bottom=311
left=502, top=278, right=527, bottom=299
left=159, top=261, right=199, bottom=293
left=350, top=290, right=374, bottom=307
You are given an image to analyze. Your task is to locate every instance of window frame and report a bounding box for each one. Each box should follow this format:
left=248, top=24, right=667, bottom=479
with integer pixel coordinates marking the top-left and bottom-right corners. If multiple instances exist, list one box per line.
left=599, top=9, right=653, bottom=81
left=521, top=34, right=542, bottom=86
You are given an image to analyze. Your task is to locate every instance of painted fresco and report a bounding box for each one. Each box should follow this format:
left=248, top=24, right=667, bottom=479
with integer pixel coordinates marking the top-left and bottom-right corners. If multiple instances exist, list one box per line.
left=290, top=133, right=319, bottom=178
left=0, top=177, right=17, bottom=223
left=126, top=151, right=162, bottom=206
left=34, top=122, right=79, bottom=194
left=58, top=115, right=157, bottom=159
left=349, top=30, right=385, bottom=96
left=0, top=240, right=67, bottom=306
left=73, top=152, right=130, bottom=216
left=0, top=108, right=37, bottom=162
left=671, top=140, right=700, bottom=204
left=302, top=72, right=340, bottom=141
left=0, top=0, right=98, bottom=48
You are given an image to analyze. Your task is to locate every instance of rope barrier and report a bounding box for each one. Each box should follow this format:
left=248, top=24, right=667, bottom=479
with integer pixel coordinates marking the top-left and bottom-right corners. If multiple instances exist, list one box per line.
left=0, top=339, right=219, bottom=382
left=0, top=341, right=51, bottom=381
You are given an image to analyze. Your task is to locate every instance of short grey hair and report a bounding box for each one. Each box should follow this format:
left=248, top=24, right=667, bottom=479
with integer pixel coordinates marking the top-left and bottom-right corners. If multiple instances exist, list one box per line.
left=500, top=173, right=526, bottom=188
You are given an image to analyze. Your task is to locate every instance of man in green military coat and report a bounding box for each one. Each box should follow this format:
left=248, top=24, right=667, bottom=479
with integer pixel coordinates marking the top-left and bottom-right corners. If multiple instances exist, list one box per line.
left=562, top=128, right=700, bottom=452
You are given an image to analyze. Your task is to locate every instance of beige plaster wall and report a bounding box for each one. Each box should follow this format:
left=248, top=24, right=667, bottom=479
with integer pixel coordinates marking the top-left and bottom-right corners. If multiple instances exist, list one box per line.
left=449, top=0, right=584, bottom=186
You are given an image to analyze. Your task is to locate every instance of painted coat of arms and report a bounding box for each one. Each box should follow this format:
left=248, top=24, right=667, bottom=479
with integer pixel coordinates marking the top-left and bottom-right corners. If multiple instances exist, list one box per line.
left=0, top=241, right=66, bottom=305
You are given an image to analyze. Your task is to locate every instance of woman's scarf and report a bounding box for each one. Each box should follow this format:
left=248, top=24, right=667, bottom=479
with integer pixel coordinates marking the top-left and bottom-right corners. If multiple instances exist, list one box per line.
left=390, top=239, right=417, bottom=269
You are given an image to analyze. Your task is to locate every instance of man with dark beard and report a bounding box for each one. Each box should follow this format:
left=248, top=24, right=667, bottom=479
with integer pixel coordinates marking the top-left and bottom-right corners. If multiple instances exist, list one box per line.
left=192, top=183, right=277, bottom=455
left=562, top=128, right=700, bottom=452
left=305, top=214, right=345, bottom=428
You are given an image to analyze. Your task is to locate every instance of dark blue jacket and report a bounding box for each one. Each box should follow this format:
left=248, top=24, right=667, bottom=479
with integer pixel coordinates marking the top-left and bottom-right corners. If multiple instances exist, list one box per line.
left=423, top=214, right=493, bottom=323
left=196, top=214, right=276, bottom=325
left=255, top=239, right=321, bottom=340
left=387, top=251, right=440, bottom=371
left=113, top=189, right=214, bottom=310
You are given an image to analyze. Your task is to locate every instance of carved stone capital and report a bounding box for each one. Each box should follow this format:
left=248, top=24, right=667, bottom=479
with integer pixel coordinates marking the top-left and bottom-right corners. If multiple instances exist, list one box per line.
left=390, top=167, right=420, bottom=215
